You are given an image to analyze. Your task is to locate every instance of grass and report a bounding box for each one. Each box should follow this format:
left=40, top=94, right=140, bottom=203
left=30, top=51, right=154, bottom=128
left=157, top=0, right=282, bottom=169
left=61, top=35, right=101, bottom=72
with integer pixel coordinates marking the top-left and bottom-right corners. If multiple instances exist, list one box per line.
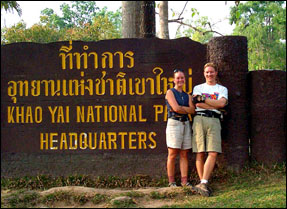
left=2, top=190, right=107, bottom=208
left=41, top=191, right=73, bottom=205
left=1, top=161, right=286, bottom=208
left=2, top=190, right=40, bottom=208
left=121, top=191, right=145, bottom=198
left=165, top=180, right=286, bottom=208
left=164, top=162, right=286, bottom=208
left=110, top=198, right=136, bottom=208
left=1, top=174, right=168, bottom=190
left=92, top=193, right=108, bottom=204
left=150, top=191, right=179, bottom=199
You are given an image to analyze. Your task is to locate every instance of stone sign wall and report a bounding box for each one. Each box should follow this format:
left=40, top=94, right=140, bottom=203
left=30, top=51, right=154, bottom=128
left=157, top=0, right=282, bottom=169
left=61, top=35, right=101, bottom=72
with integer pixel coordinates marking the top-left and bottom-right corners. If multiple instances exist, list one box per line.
left=1, top=38, right=207, bottom=177
left=248, top=70, right=286, bottom=166
left=2, top=36, right=285, bottom=178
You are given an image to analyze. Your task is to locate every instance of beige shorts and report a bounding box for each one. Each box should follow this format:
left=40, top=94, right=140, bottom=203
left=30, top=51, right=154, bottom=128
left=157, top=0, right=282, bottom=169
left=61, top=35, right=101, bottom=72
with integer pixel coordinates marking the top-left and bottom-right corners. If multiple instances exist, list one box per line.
left=166, top=118, right=192, bottom=150
left=192, top=115, right=222, bottom=153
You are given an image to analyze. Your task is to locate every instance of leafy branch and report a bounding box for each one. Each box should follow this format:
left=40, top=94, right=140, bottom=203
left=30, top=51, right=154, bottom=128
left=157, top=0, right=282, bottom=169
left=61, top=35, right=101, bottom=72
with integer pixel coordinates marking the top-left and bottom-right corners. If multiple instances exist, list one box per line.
left=168, top=1, right=224, bottom=36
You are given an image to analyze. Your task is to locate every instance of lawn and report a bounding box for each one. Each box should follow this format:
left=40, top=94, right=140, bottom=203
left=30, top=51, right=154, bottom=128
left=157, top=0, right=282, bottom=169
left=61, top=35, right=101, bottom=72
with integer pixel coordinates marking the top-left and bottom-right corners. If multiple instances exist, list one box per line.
left=1, top=161, right=286, bottom=208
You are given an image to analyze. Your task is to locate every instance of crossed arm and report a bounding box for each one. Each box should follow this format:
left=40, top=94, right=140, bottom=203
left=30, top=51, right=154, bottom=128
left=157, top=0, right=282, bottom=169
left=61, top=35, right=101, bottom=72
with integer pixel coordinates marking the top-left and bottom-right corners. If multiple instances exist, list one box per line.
left=194, top=96, right=227, bottom=109
left=165, top=89, right=195, bottom=114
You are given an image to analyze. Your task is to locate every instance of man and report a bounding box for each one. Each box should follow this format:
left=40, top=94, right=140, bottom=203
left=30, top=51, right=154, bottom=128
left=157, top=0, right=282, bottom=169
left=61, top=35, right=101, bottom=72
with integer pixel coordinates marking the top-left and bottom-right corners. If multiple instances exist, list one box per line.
left=192, top=63, right=228, bottom=196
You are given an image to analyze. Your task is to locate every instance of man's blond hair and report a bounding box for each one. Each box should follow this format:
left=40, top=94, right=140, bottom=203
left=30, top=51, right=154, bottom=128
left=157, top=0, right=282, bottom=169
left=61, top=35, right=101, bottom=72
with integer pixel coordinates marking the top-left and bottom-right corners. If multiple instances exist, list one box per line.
left=204, top=62, right=217, bottom=72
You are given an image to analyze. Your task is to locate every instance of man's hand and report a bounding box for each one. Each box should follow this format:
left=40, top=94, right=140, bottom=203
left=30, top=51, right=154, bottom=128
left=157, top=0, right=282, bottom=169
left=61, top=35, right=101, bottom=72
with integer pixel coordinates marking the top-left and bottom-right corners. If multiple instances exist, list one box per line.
left=192, top=95, right=206, bottom=104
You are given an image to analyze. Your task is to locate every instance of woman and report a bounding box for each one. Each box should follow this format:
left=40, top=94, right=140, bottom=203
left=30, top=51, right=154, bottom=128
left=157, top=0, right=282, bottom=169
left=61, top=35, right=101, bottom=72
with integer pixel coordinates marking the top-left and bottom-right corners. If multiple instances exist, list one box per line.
left=165, top=69, right=195, bottom=187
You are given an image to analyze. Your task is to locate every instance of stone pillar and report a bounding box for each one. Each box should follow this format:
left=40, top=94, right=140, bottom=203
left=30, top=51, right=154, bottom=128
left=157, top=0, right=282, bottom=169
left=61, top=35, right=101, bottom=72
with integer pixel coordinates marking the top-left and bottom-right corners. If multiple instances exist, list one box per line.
left=248, top=70, right=286, bottom=166
left=207, top=36, right=249, bottom=171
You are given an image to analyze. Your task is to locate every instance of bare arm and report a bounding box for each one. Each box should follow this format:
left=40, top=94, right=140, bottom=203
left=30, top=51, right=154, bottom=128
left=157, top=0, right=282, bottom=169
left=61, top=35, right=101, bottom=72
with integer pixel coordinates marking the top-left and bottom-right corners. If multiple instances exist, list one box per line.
left=196, top=97, right=227, bottom=109
left=166, top=90, right=195, bottom=114
left=205, top=97, right=227, bottom=109
left=182, top=95, right=195, bottom=114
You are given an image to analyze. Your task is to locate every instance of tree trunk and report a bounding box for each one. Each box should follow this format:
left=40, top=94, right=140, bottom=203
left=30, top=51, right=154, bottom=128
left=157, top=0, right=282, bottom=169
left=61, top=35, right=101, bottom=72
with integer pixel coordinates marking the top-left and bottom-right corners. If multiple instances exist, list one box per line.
left=140, top=1, right=156, bottom=38
left=159, top=1, right=169, bottom=39
left=122, top=1, right=142, bottom=38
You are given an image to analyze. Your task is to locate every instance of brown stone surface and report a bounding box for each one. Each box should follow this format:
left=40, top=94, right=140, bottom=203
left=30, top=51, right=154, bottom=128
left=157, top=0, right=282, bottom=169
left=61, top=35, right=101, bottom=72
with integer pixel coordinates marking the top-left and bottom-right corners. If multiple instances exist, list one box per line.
left=207, top=36, right=249, bottom=171
left=1, top=38, right=206, bottom=177
left=248, top=70, right=286, bottom=165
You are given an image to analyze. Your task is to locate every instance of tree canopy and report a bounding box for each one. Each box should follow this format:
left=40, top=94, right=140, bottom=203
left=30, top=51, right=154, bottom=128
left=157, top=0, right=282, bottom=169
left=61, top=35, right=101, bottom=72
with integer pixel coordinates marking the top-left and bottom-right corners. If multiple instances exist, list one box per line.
left=230, top=1, right=286, bottom=71
left=1, top=1, right=22, bottom=16
left=1, top=1, right=121, bottom=44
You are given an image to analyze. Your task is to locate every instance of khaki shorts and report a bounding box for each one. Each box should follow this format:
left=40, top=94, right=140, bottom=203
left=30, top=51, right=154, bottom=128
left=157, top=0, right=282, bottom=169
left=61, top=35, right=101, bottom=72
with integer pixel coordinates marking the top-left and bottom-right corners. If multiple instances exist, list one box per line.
left=192, top=115, right=222, bottom=153
left=166, top=118, right=192, bottom=150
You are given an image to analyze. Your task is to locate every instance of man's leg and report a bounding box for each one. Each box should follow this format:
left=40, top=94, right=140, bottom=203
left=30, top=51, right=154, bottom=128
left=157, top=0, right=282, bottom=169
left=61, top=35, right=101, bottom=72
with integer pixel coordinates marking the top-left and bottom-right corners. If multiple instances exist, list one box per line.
left=195, top=152, right=205, bottom=180
left=193, top=152, right=217, bottom=197
left=202, top=152, right=217, bottom=181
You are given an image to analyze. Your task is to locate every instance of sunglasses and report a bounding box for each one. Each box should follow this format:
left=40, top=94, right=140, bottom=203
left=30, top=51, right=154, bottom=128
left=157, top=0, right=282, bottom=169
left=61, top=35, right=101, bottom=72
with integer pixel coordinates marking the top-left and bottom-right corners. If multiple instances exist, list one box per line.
left=173, top=69, right=184, bottom=73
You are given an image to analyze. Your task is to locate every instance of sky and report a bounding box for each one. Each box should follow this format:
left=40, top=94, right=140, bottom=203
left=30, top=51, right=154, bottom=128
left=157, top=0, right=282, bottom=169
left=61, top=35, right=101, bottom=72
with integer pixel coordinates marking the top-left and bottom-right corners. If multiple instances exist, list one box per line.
left=1, top=1, right=236, bottom=39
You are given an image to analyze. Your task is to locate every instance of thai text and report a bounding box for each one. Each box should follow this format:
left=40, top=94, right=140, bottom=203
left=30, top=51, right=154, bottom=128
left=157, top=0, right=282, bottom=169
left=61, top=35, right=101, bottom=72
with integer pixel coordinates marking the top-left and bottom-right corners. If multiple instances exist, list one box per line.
left=59, top=40, right=134, bottom=70
left=7, top=68, right=193, bottom=103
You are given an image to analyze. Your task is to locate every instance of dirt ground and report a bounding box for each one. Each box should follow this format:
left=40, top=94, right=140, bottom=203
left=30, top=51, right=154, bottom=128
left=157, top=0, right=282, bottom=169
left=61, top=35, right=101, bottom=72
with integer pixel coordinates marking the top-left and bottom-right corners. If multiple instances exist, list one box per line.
left=2, top=186, right=197, bottom=208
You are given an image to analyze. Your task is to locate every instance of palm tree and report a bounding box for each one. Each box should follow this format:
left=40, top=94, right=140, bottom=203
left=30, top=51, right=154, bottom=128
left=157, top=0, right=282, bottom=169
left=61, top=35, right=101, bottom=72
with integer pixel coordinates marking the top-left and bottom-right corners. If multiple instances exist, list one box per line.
left=1, top=1, right=22, bottom=16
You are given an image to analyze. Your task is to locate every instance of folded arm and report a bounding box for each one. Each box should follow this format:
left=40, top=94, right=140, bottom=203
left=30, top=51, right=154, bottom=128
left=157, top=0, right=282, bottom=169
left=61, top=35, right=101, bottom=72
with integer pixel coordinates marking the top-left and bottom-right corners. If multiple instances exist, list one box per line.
left=193, top=95, right=227, bottom=110
left=166, top=90, right=195, bottom=114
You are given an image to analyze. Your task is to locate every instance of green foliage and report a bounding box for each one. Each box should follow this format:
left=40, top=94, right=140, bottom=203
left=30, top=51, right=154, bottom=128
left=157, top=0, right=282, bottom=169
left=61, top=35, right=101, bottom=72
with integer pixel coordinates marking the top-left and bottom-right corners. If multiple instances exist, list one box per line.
left=40, top=1, right=100, bottom=29
left=1, top=174, right=168, bottom=190
left=92, top=193, right=107, bottom=204
left=122, top=191, right=145, bottom=198
left=177, top=15, right=214, bottom=44
left=1, top=1, right=121, bottom=44
left=111, top=198, right=136, bottom=208
left=230, top=1, right=286, bottom=71
left=3, top=190, right=39, bottom=208
left=40, top=8, right=66, bottom=30
left=73, top=193, right=90, bottom=205
left=1, top=1, right=22, bottom=16
left=63, top=15, right=121, bottom=41
left=1, top=21, right=64, bottom=43
left=39, top=1, right=122, bottom=41
left=174, top=7, right=215, bottom=44
left=163, top=162, right=286, bottom=208
left=41, top=191, right=73, bottom=205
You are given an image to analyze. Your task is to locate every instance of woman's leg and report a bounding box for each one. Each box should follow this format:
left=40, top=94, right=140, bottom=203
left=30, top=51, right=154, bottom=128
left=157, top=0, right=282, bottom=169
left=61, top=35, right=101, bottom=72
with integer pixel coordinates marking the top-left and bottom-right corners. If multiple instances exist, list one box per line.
left=167, top=148, right=179, bottom=182
left=179, top=149, right=189, bottom=184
